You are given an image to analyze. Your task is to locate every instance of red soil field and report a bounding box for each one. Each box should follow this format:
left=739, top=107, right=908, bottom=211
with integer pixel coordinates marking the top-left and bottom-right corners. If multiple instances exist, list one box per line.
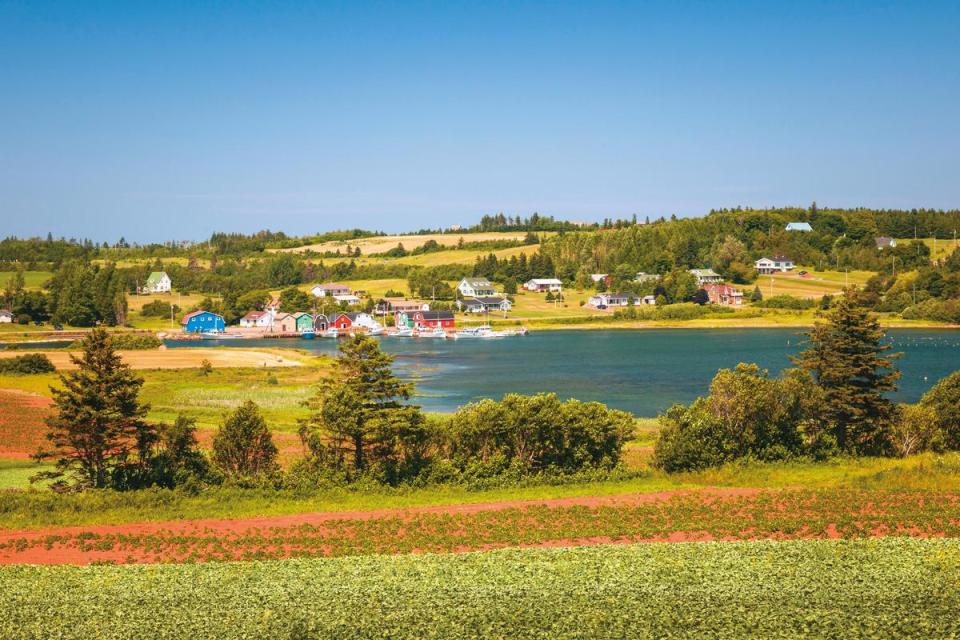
left=2, top=487, right=957, bottom=565
left=0, top=389, right=52, bottom=459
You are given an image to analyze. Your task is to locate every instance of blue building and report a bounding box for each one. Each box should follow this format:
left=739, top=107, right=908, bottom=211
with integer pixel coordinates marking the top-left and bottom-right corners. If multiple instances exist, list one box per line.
left=181, top=310, right=225, bottom=333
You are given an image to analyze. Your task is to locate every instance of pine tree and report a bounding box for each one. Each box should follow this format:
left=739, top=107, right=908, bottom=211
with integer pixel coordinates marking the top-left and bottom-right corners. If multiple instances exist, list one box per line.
left=301, top=335, right=419, bottom=473
left=34, top=328, right=153, bottom=490
left=751, top=286, right=763, bottom=302
left=794, top=296, right=900, bottom=454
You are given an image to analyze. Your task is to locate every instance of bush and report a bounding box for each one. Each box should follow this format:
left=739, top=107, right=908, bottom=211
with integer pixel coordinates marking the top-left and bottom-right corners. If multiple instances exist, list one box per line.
left=901, top=299, right=960, bottom=323
left=754, top=295, right=815, bottom=310
left=140, top=300, right=180, bottom=317
left=70, top=333, right=162, bottom=350
left=921, top=371, right=960, bottom=449
left=892, top=404, right=944, bottom=457
left=0, top=353, right=56, bottom=374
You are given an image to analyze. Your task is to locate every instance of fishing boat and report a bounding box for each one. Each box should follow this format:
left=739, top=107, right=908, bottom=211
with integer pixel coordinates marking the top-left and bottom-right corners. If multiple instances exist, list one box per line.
left=366, top=324, right=385, bottom=336
left=454, top=325, right=500, bottom=339
left=392, top=326, right=415, bottom=337
left=300, top=331, right=315, bottom=340
left=323, top=328, right=339, bottom=338
left=418, top=326, right=447, bottom=338
left=199, top=331, right=243, bottom=340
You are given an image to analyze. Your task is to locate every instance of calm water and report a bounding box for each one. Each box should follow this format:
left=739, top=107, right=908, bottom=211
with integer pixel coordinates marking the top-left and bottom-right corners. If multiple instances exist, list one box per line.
left=166, top=329, right=960, bottom=416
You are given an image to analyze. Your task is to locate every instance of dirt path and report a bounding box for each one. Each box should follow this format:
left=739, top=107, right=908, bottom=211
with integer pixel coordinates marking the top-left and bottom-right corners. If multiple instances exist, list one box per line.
left=0, top=348, right=305, bottom=369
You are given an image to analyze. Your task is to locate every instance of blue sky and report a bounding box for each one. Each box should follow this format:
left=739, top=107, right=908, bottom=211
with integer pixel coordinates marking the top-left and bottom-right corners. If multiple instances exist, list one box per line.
left=2, top=1, right=959, bottom=242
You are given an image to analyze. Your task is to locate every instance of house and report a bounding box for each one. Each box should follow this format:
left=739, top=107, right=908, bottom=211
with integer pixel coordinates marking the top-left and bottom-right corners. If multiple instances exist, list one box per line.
left=703, top=283, right=744, bottom=306
left=293, top=312, right=315, bottom=333
left=457, top=277, right=496, bottom=298
left=689, top=269, right=723, bottom=286
left=754, top=255, right=795, bottom=274
left=588, top=293, right=631, bottom=307
left=181, top=310, right=225, bottom=333
left=333, top=294, right=362, bottom=305
left=330, top=312, right=380, bottom=332
left=330, top=313, right=355, bottom=331
left=412, top=310, right=456, bottom=329
left=524, top=278, right=563, bottom=293
left=311, top=283, right=351, bottom=298
left=875, top=237, right=898, bottom=250
left=785, top=222, right=813, bottom=232
left=313, top=314, right=329, bottom=332
left=239, top=311, right=272, bottom=328
left=0, top=309, right=12, bottom=323
left=141, top=271, right=172, bottom=294
left=640, top=295, right=657, bottom=305
left=590, top=273, right=610, bottom=284
left=635, top=272, right=661, bottom=283
left=265, top=297, right=281, bottom=315
left=377, top=298, right=430, bottom=314
left=272, top=312, right=298, bottom=333
left=458, top=297, right=512, bottom=313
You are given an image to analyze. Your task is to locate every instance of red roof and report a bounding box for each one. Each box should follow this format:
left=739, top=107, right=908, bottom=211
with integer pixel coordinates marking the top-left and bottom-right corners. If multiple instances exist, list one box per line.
left=180, top=310, right=207, bottom=325
left=315, top=282, right=349, bottom=290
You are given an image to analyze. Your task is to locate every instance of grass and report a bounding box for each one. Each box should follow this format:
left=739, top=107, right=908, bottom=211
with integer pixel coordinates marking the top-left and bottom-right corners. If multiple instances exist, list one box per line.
left=275, top=231, right=540, bottom=256
left=2, top=539, right=958, bottom=638
left=750, top=267, right=873, bottom=299
left=0, top=459, right=53, bottom=490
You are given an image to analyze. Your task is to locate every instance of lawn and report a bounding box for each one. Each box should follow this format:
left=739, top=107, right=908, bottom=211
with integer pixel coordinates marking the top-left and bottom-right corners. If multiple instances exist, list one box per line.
left=0, top=459, right=53, bottom=490
left=1, top=539, right=957, bottom=638
left=750, top=268, right=874, bottom=299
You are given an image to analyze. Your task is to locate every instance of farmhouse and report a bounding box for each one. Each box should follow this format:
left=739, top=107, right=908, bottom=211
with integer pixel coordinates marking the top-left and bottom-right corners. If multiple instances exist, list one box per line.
left=458, top=297, right=512, bottom=313
left=635, top=272, right=661, bottom=283
left=875, top=237, right=898, bottom=250
left=181, top=310, right=225, bottom=333
left=141, top=271, right=172, bottom=294
left=272, top=313, right=298, bottom=334
left=689, top=269, right=723, bottom=286
left=0, top=309, right=12, bottom=323
left=333, top=294, right=362, bottom=305
left=313, top=314, right=329, bottom=332
left=785, top=222, right=813, bottom=232
left=524, top=278, right=562, bottom=293
left=412, top=310, right=456, bottom=329
left=590, top=274, right=611, bottom=287
left=457, top=277, right=496, bottom=298
left=755, top=255, right=795, bottom=274
left=311, top=283, right=351, bottom=298
left=640, top=295, right=656, bottom=305
left=239, top=311, right=272, bottom=328
left=377, top=298, right=430, bottom=314
left=703, top=283, right=744, bottom=306
left=588, top=293, right=631, bottom=308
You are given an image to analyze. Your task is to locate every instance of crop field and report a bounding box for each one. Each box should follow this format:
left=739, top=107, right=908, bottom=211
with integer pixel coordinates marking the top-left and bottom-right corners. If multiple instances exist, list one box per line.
left=275, top=231, right=536, bottom=256
left=1, top=538, right=958, bottom=639
left=2, top=487, right=960, bottom=564
left=0, top=348, right=309, bottom=371
left=0, top=389, right=51, bottom=459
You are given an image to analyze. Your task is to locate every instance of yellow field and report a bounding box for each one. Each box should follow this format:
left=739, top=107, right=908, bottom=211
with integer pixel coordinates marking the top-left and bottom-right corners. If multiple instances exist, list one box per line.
left=0, top=348, right=307, bottom=370
left=750, top=268, right=873, bottom=299
left=275, top=232, right=536, bottom=256
left=911, top=237, right=960, bottom=262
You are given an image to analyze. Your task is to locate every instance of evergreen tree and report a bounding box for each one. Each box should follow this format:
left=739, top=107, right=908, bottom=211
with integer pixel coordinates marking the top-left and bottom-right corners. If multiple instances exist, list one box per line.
left=794, top=296, right=900, bottom=454
left=211, top=400, right=278, bottom=479
left=751, top=286, right=763, bottom=302
left=34, top=328, right=153, bottom=490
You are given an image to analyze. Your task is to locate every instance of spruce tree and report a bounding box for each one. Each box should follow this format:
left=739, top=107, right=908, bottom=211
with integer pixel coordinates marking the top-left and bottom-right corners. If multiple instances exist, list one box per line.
left=34, top=328, right=153, bottom=490
left=794, top=295, right=900, bottom=454
left=211, top=400, right=278, bottom=479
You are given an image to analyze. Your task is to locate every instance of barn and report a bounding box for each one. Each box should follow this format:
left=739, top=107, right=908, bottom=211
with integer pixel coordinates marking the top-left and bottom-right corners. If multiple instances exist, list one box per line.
left=412, top=310, right=455, bottom=329
left=313, top=314, right=329, bottom=332
left=181, top=310, right=225, bottom=333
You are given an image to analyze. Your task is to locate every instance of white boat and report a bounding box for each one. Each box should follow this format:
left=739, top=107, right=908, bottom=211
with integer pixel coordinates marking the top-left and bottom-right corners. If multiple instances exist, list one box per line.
left=366, top=324, right=384, bottom=336
left=393, top=326, right=415, bottom=337
left=418, top=327, right=447, bottom=338
left=199, top=332, right=243, bottom=340
left=323, top=328, right=339, bottom=338
left=454, top=325, right=500, bottom=339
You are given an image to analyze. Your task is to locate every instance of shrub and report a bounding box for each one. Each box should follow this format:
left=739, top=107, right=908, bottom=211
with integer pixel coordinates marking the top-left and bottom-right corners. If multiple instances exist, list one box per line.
left=140, top=300, right=180, bottom=318
left=901, top=299, right=960, bottom=324
left=70, top=333, right=162, bottom=350
left=754, top=295, right=815, bottom=310
left=921, top=371, right=960, bottom=449
left=0, top=353, right=56, bottom=375
left=892, top=404, right=944, bottom=457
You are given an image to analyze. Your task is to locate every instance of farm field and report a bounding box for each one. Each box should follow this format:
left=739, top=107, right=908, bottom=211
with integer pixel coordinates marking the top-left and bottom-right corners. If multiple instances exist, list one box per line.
left=1, top=538, right=958, bottom=638
left=750, top=268, right=873, bottom=299
left=275, top=231, right=539, bottom=256
left=0, top=348, right=309, bottom=371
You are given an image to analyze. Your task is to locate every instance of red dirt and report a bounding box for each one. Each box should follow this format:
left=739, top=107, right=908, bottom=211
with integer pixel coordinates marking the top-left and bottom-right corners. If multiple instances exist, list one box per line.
left=0, top=389, right=52, bottom=458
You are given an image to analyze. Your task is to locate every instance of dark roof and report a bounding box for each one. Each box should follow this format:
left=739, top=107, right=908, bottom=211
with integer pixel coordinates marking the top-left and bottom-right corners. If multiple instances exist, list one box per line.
left=418, top=310, right=454, bottom=320
left=473, top=296, right=507, bottom=304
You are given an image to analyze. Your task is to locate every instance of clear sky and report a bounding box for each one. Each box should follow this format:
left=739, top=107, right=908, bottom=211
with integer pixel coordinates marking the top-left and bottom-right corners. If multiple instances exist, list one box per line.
left=2, top=1, right=959, bottom=243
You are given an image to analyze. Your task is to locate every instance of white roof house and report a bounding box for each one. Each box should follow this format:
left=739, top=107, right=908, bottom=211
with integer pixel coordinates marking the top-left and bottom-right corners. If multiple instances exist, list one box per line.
left=590, top=273, right=609, bottom=283
left=689, top=269, right=723, bottom=286
left=239, top=310, right=273, bottom=328
left=311, top=283, right=351, bottom=297
left=754, top=255, right=795, bottom=274
left=524, top=278, right=562, bottom=292
left=588, top=293, right=631, bottom=307
left=141, top=271, right=172, bottom=294
left=457, top=277, right=496, bottom=298
left=785, top=222, right=813, bottom=232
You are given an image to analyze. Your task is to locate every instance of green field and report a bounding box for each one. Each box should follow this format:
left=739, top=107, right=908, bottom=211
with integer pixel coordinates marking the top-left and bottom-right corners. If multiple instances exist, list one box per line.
left=2, top=538, right=957, bottom=639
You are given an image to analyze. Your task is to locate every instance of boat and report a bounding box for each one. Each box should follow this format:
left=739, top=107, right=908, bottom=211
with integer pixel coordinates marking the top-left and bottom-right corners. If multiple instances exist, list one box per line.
left=454, top=325, right=500, bottom=339
left=366, top=324, right=385, bottom=336
left=393, top=326, right=415, bottom=337
left=323, top=328, right=339, bottom=338
left=418, top=326, right=447, bottom=338
left=199, top=332, right=243, bottom=340
left=300, top=331, right=315, bottom=340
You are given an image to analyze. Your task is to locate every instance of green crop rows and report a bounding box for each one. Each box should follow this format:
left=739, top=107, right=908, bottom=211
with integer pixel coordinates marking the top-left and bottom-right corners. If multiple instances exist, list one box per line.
left=3, top=538, right=960, bottom=639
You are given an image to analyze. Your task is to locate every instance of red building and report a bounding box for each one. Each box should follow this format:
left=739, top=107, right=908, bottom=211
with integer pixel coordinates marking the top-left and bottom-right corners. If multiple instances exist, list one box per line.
left=413, top=310, right=455, bottom=329
left=703, top=283, right=744, bottom=306
left=330, top=313, right=354, bottom=330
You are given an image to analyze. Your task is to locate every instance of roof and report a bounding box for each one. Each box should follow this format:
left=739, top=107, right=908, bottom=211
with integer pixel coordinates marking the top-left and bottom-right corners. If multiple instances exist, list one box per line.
left=242, top=311, right=267, bottom=320
left=689, top=269, right=721, bottom=277
left=527, top=278, right=562, bottom=285
left=785, top=222, right=813, bottom=231
left=703, top=283, right=742, bottom=293
left=418, top=310, right=455, bottom=321
left=181, top=310, right=221, bottom=325
left=875, top=237, right=896, bottom=248
left=597, top=292, right=629, bottom=299
left=472, top=296, right=508, bottom=304
left=314, top=282, right=350, bottom=290
left=461, top=277, right=492, bottom=287
left=145, top=271, right=168, bottom=286
left=291, top=312, right=310, bottom=319
left=0, top=309, right=12, bottom=316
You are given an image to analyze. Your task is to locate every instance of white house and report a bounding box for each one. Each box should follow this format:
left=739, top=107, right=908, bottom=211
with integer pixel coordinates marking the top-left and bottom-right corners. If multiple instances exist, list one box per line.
left=588, top=293, right=631, bottom=308
left=239, top=310, right=273, bottom=328
left=640, top=295, right=656, bottom=305
left=0, top=309, right=12, bottom=323
left=311, top=283, right=351, bottom=298
left=689, top=269, right=723, bottom=286
left=458, top=297, right=512, bottom=313
left=590, top=273, right=609, bottom=283
left=141, top=271, right=172, bottom=294
left=350, top=312, right=383, bottom=331
left=785, top=222, right=813, bottom=232
left=524, top=278, right=562, bottom=293
left=754, top=255, right=795, bottom=274
left=457, top=277, right=496, bottom=298
left=875, top=237, right=898, bottom=250
left=333, top=294, right=362, bottom=305
left=635, top=272, right=661, bottom=283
